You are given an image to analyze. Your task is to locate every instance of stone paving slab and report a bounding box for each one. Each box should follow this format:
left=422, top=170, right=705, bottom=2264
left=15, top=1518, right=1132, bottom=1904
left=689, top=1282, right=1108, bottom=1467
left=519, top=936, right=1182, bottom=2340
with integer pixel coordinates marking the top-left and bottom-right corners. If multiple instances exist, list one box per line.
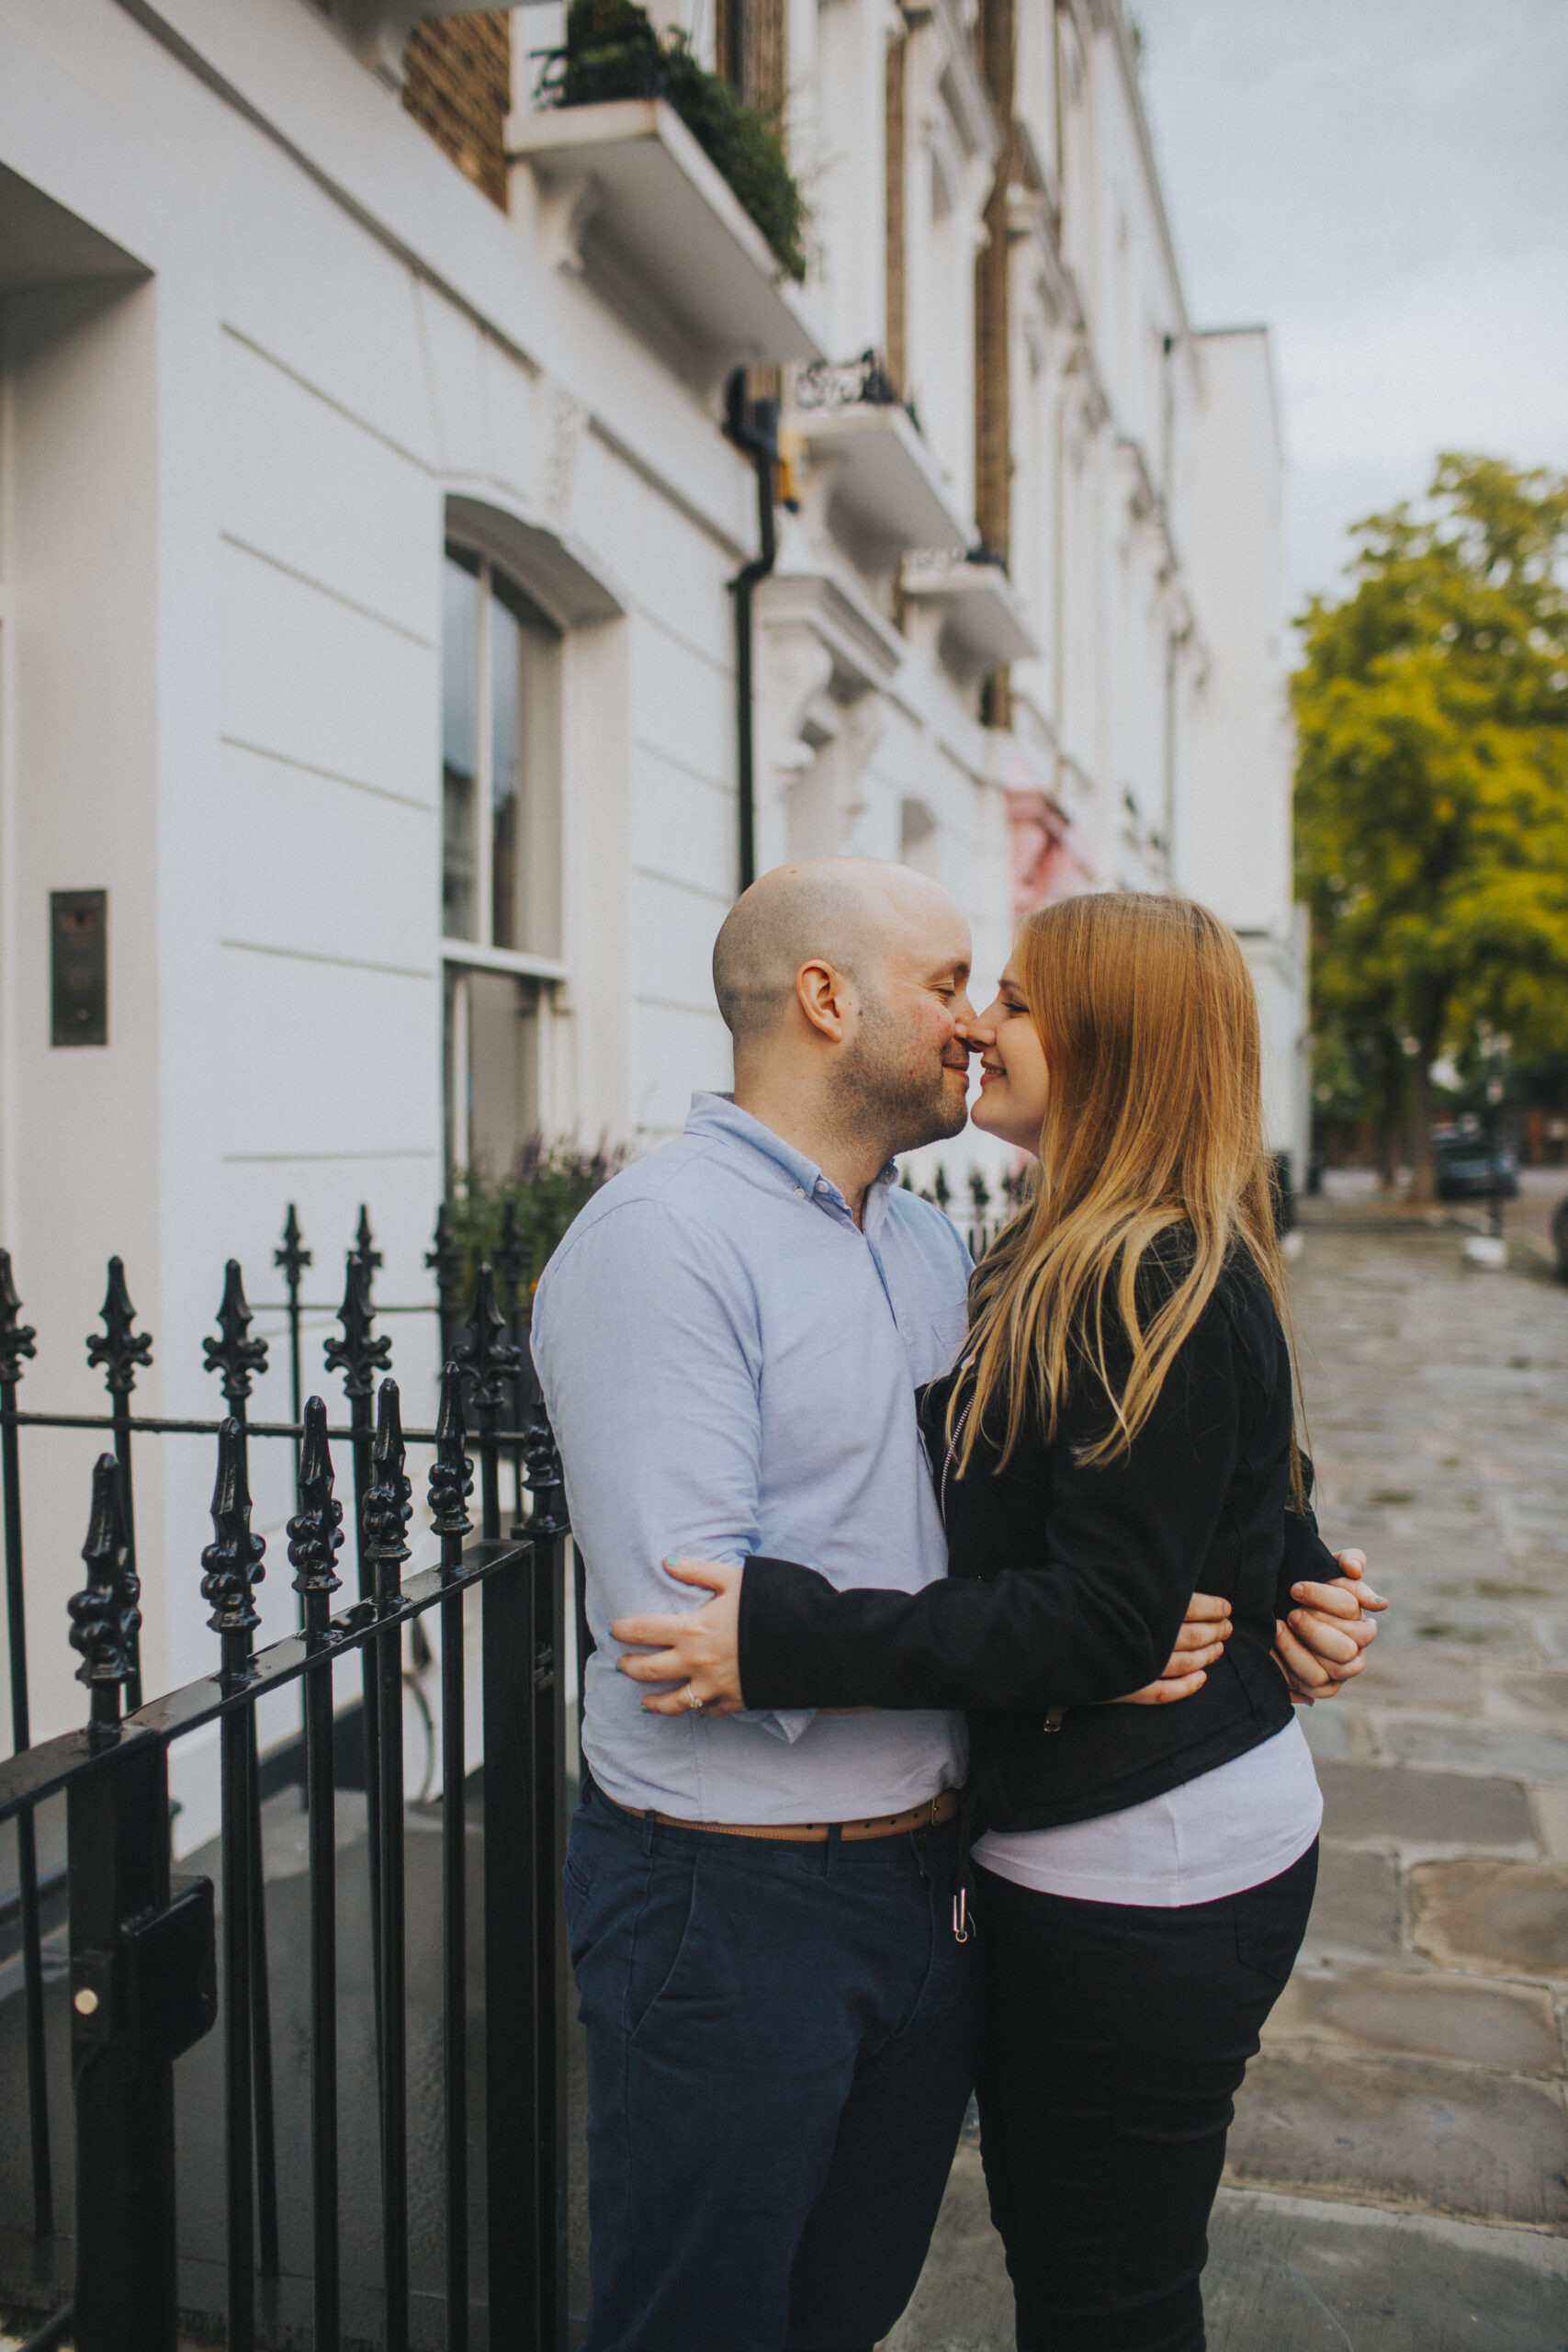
left=877, top=2155, right=1568, bottom=2352
left=1265, top=1965, right=1564, bottom=2075
left=1316, top=1761, right=1539, bottom=1851
left=1227, top=2049, right=1568, bottom=2227
left=1204, top=2189, right=1568, bottom=2352
left=1348, top=1647, right=1482, bottom=1711
left=1411, top=1858, right=1568, bottom=1981
left=1305, top=1845, right=1406, bottom=1961
left=1382, top=1722, right=1568, bottom=1782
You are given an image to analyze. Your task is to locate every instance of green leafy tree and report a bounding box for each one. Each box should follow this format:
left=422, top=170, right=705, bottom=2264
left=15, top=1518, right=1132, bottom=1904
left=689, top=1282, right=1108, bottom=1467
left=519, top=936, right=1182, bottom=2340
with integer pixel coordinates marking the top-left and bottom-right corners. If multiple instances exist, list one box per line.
left=1293, top=455, right=1568, bottom=1195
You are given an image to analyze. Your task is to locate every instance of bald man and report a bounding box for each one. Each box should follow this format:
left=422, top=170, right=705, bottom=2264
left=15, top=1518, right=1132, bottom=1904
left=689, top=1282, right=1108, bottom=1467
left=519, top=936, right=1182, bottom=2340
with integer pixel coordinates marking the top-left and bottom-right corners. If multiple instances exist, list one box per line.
left=534, top=860, right=982, bottom=2352
left=532, top=861, right=1353, bottom=2352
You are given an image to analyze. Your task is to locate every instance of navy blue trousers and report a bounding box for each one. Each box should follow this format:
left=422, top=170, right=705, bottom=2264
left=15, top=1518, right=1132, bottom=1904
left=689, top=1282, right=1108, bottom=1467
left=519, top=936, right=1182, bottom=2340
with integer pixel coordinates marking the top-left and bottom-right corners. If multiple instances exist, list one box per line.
left=564, top=1778, right=976, bottom=2352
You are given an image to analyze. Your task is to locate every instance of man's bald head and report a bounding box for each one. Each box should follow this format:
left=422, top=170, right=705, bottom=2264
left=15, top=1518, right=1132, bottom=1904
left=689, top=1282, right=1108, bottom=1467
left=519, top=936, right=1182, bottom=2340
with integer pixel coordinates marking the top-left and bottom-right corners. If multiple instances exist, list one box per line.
left=712, top=858, right=962, bottom=1052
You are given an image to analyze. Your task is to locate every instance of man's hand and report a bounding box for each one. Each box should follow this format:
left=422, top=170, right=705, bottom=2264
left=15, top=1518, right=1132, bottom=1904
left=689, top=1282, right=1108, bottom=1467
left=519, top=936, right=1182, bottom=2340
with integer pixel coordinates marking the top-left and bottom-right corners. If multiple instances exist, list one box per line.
left=1116, top=1591, right=1233, bottom=1707
left=1275, top=1549, right=1386, bottom=1701
left=1114, top=1599, right=1241, bottom=1712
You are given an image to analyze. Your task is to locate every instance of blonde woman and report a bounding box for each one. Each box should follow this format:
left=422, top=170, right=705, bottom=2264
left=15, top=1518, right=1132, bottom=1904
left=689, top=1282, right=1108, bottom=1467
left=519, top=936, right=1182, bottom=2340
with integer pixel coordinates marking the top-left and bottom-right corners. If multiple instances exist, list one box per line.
left=614, top=893, right=1382, bottom=2351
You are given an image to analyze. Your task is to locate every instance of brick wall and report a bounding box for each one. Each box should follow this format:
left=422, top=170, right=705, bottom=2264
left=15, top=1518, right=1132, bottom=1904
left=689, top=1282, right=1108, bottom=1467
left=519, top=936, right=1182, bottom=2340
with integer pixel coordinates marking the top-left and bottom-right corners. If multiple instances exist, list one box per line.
left=402, top=11, right=513, bottom=212
left=884, top=30, right=907, bottom=397
left=974, top=0, right=1014, bottom=725
left=717, top=0, right=789, bottom=130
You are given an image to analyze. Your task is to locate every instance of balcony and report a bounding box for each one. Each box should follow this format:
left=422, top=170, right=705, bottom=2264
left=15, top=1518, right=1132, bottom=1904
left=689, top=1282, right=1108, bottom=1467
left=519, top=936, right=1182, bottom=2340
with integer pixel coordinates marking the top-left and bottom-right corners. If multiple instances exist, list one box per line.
left=784, top=353, right=972, bottom=557
left=507, top=97, right=821, bottom=378
left=900, top=551, right=1041, bottom=668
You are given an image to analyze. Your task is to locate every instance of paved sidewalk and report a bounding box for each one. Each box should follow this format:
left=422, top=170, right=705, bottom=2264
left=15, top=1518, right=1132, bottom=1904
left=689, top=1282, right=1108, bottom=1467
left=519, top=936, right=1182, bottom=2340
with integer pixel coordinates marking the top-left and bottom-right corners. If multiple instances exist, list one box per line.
left=883, top=1219, right=1568, bottom=2350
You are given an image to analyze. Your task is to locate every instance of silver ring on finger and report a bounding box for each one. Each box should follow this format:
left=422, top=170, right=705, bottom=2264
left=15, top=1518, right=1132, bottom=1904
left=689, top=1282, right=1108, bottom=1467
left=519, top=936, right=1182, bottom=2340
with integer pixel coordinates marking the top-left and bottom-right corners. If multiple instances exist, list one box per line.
left=684, top=1682, right=704, bottom=1712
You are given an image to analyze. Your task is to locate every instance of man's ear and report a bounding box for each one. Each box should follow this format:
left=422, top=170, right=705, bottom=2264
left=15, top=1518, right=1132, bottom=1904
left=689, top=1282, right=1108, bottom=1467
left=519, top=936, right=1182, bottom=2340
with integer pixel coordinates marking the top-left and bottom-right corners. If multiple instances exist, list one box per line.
left=795, top=958, right=854, bottom=1043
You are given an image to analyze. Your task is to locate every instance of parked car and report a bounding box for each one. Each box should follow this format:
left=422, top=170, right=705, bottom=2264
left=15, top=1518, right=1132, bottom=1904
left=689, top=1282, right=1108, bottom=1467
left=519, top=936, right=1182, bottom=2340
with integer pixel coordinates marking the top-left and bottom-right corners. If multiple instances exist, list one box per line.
left=1433, top=1133, right=1519, bottom=1201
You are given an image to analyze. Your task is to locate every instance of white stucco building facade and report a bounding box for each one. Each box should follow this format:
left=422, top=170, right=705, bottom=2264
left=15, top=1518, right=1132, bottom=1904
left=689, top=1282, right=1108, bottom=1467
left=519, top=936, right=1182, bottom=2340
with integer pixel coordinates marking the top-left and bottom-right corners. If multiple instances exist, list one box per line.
left=0, top=0, right=1303, bottom=1765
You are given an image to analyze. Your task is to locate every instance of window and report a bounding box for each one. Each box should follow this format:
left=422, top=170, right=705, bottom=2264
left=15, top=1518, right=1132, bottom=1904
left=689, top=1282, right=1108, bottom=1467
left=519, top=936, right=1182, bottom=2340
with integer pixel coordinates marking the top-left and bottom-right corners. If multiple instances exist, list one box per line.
left=441, top=544, right=564, bottom=1178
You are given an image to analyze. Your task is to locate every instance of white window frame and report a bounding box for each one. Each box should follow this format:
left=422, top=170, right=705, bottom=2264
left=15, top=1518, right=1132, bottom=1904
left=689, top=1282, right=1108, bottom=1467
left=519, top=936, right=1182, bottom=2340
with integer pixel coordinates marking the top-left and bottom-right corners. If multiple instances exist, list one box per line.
left=441, top=545, right=569, bottom=1177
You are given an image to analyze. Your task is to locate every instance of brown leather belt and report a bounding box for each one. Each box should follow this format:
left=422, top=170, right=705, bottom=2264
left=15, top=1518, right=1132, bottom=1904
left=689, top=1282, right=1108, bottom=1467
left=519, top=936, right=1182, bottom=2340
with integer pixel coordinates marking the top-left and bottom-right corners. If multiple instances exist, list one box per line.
left=609, top=1788, right=962, bottom=1844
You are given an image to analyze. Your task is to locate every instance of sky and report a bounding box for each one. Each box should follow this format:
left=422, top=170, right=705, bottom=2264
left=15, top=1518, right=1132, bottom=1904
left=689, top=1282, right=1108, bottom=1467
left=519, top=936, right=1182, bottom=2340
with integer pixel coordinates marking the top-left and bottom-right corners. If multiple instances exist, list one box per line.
left=1134, top=0, right=1568, bottom=613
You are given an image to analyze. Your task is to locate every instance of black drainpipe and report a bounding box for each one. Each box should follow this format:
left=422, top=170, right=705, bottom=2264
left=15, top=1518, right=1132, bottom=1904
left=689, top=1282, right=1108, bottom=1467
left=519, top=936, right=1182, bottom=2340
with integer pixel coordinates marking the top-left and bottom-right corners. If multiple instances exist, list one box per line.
left=724, top=368, right=779, bottom=896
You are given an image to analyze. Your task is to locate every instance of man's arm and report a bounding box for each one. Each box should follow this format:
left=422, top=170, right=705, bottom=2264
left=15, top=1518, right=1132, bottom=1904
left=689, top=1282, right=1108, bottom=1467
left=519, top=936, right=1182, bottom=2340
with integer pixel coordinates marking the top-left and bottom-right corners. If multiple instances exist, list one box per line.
left=533, top=1198, right=809, bottom=1740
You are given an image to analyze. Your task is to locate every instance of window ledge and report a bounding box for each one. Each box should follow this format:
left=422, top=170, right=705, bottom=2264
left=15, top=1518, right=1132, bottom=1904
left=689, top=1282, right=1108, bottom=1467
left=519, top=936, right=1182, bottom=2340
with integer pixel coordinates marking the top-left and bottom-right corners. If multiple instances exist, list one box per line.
left=784, top=401, right=971, bottom=555
left=443, top=940, right=568, bottom=984
left=507, top=98, right=823, bottom=377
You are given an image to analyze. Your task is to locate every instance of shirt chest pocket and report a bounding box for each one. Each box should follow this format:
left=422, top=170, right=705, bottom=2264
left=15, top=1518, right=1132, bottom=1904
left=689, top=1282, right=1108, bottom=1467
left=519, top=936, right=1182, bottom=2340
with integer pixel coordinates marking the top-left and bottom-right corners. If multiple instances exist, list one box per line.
left=906, top=1298, right=968, bottom=1385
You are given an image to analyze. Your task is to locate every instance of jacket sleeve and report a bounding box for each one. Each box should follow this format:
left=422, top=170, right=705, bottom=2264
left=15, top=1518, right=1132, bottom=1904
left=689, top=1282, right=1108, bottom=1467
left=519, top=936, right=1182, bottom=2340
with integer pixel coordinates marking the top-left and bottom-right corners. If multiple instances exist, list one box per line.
left=739, top=1302, right=1242, bottom=1713
left=1276, top=1453, right=1340, bottom=1618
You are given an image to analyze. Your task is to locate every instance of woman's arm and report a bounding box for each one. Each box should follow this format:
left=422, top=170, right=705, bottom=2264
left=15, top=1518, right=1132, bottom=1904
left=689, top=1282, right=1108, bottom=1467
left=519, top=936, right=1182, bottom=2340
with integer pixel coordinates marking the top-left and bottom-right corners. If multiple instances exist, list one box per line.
left=619, top=1301, right=1245, bottom=1716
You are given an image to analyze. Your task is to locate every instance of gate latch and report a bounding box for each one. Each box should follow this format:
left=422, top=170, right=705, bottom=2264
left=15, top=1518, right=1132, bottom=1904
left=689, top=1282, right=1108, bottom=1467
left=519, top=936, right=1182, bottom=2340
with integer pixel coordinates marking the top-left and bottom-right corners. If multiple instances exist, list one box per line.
left=72, top=1874, right=217, bottom=2066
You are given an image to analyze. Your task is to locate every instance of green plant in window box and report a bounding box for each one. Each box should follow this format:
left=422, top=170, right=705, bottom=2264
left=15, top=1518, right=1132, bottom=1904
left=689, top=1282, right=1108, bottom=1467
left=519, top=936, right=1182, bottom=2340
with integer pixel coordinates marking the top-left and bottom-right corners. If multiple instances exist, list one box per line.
left=538, top=0, right=808, bottom=284
left=447, top=1136, right=629, bottom=1301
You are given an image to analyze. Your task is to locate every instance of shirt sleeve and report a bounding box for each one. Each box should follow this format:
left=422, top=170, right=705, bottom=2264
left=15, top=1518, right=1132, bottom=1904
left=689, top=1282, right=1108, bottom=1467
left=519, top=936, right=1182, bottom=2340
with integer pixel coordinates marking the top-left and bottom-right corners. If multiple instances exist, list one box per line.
left=533, top=1198, right=813, bottom=1742
left=738, top=1301, right=1242, bottom=1713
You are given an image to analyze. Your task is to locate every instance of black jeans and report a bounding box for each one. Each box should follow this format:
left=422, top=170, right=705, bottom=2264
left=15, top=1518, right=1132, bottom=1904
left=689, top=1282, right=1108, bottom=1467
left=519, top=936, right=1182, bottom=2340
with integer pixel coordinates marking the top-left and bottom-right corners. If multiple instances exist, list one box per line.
left=974, top=1840, right=1318, bottom=2352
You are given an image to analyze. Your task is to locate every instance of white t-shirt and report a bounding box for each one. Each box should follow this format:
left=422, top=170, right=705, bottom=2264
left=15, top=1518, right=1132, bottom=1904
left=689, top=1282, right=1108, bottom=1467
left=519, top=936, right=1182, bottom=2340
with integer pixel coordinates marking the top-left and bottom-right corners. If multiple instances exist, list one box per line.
left=972, top=1714, right=1322, bottom=1908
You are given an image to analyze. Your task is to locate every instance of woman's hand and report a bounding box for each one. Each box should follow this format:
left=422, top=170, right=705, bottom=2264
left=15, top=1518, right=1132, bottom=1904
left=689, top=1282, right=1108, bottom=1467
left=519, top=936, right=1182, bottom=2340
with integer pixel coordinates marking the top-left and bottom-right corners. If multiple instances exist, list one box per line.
left=1275, top=1549, right=1385, bottom=1699
left=611, top=1559, right=746, bottom=1716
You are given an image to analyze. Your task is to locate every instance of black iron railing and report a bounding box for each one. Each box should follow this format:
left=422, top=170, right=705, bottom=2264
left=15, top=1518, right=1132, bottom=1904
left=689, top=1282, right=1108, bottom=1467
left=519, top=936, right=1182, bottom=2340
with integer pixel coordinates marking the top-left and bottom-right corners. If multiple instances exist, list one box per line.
left=0, top=1209, right=574, bottom=2352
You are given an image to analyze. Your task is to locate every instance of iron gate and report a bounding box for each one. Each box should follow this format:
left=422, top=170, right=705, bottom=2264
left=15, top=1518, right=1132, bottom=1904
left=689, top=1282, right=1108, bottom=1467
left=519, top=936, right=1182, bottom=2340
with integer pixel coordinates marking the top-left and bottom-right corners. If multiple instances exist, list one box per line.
left=0, top=1208, right=574, bottom=2351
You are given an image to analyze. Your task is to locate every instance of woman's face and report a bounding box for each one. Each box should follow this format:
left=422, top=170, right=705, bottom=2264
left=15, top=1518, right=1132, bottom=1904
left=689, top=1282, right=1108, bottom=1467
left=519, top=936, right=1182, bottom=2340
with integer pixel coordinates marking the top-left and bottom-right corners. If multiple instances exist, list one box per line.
left=967, top=960, right=1049, bottom=1154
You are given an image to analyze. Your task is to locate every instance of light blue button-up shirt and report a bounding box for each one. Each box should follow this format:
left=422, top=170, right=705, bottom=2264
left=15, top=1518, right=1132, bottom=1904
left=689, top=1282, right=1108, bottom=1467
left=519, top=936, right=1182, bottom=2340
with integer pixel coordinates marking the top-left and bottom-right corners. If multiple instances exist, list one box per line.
left=532, top=1093, right=973, bottom=1824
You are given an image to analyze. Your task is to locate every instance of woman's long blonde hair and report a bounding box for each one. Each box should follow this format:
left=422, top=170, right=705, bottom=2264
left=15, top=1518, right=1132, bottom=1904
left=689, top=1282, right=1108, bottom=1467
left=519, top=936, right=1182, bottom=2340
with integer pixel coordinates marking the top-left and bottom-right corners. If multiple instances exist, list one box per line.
left=951, top=892, right=1297, bottom=1481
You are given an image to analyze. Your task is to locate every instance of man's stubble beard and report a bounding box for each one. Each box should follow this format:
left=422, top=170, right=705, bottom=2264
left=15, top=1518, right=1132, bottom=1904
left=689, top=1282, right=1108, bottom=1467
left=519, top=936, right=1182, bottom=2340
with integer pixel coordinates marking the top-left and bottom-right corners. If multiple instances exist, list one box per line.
left=830, top=986, right=970, bottom=1162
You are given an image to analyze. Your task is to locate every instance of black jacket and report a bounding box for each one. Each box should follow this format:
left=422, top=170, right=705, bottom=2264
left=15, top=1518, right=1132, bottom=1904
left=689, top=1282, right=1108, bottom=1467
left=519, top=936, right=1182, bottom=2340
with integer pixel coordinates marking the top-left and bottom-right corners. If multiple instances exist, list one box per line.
left=738, top=1242, right=1337, bottom=1832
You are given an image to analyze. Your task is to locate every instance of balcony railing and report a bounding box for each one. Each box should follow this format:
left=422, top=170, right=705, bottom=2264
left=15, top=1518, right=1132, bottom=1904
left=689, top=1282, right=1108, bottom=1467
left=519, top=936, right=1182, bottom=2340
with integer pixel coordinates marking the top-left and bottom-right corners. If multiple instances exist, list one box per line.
left=901, top=548, right=1041, bottom=667
left=784, top=351, right=971, bottom=556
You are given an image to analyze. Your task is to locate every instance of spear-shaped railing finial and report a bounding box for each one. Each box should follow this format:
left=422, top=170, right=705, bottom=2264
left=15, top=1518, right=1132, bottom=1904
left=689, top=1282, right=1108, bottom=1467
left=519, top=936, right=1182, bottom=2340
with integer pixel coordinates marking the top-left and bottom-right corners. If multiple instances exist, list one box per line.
left=363, top=1378, right=412, bottom=1607
left=349, top=1204, right=383, bottom=1279
left=428, top=1362, right=473, bottom=1550
left=492, top=1199, right=532, bottom=1325
left=67, top=1454, right=141, bottom=1739
left=200, top=1417, right=266, bottom=1667
left=323, top=1254, right=392, bottom=1400
left=452, top=1264, right=521, bottom=1412
left=288, top=1396, right=344, bottom=1613
left=202, top=1261, right=268, bottom=1405
left=0, top=1250, right=38, bottom=1387
left=426, top=1202, right=463, bottom=1360
left=275, top=1204, right=311, bottom=1292
left=521, top=1375, right=569, bottom=1535
left=87, top=1257, right=155, bottom=1396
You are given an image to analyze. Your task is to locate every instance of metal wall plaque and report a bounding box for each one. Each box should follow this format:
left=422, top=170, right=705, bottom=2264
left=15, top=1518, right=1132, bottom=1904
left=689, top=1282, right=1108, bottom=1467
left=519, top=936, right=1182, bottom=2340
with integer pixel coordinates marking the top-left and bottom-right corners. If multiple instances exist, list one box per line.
left=51, top=889, right=107, bottom=1046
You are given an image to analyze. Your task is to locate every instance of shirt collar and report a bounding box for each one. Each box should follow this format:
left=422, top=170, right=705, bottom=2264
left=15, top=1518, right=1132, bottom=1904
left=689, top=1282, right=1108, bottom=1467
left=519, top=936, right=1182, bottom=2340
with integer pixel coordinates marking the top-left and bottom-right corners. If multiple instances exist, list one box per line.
left=683, top=1092, right=899, bottom=1227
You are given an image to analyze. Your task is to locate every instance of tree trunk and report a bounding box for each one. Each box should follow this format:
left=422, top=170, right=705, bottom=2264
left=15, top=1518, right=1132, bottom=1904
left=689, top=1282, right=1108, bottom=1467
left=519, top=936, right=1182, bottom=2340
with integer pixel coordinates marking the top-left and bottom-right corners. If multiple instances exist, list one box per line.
left=1373, top=1035, right=1403, bottom=1191
left=1407, top=1040, right=1439, bottom=1203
